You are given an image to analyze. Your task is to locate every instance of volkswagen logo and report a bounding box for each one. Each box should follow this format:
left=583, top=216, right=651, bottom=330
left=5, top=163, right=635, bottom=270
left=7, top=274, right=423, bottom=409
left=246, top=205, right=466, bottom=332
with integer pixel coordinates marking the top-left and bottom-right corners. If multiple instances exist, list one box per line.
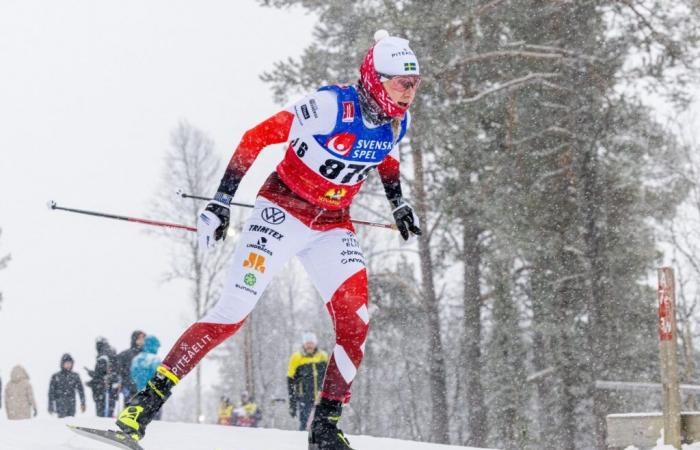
left=261, top=207, right=286, bottom=225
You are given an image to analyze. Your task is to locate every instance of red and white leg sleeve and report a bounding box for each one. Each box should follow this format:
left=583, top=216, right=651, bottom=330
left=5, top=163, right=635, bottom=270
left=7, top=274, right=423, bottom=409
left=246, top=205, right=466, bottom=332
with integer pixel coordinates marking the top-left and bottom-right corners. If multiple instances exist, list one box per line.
left=299, top=229, right=369, bottom=402
left=162, top=198, right=308, bottom=379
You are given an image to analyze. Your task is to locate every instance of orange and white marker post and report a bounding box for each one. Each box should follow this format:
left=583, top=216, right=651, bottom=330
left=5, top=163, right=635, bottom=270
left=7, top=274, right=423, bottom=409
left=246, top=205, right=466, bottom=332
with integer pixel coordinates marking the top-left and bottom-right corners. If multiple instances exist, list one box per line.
left=658, top=267, right=682, bottom=448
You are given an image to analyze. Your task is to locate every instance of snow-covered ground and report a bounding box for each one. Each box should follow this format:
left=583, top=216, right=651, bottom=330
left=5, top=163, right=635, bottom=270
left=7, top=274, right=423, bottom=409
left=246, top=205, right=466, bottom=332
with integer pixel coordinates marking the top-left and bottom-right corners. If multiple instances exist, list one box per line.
left=0, top=417, right=497, bottom=450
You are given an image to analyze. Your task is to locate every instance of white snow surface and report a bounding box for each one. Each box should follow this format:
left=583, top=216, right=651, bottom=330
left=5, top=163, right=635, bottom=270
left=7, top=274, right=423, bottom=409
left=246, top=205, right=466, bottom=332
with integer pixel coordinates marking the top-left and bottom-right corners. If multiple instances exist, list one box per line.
left=0, top=417, right=497, bottom=450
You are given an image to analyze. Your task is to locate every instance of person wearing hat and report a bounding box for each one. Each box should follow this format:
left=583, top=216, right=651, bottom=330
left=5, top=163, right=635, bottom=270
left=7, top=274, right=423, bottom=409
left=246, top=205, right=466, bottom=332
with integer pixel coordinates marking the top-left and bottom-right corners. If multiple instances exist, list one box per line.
left=287, top=332, right=329, bottom=431
left=48, top=353, right=86, bottom=418
left=217, top=396, right=234, bottom=426
left=85, top=337, right=119, bottom=417
left=116, top=30, right=422, bottom=450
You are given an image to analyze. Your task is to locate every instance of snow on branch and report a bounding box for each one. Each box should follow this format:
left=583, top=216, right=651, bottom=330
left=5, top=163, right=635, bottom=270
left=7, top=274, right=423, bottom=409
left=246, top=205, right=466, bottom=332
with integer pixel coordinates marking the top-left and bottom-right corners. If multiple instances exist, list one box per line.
left=463, top=72, right=560, bottom=104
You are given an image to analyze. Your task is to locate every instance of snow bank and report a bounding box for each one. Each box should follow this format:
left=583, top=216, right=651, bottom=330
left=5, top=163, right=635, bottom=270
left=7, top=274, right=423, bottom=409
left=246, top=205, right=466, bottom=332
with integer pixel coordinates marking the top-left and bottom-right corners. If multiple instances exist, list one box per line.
left=0, top=417, right=497, bottom=450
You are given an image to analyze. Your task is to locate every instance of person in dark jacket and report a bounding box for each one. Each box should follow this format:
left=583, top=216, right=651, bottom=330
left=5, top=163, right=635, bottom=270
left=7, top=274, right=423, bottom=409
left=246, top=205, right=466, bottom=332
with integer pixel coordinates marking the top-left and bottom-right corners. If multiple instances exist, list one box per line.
left=85, top=337, right=119, bottom=417
left=116, top=330, right=145, bottom=402
left=287, top=332, right=328, bottom=431
left=48, top=353, right=86, bottom=418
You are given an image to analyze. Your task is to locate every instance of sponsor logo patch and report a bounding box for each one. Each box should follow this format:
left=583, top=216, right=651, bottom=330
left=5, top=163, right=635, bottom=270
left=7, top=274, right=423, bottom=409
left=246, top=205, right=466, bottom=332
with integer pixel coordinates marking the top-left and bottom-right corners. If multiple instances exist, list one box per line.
left=309, top=98, right=319, bottom=118
left=324, top=188, right=347, bottom=202
left=243, top=252, right=266, bottom=273
left=325, top=132, right=356, bottom=155
left=246, top=236, right=272, bottom=256
left=342, top=101, right=355, bottom=122
left=248, top=224, right=284, bottom=240
left=172, top=335, right=213, bottom=376
left=261, top=207, right=286, bottom=225
left=301, top=104, right=311, bottom=120
left=244, top=273, right=257, bottom=287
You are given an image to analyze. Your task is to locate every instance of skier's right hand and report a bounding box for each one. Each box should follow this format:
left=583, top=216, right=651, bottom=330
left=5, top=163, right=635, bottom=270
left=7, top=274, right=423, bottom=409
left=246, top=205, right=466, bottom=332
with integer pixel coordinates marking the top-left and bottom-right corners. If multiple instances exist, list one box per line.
left=198, top=192, right=232, bottom=250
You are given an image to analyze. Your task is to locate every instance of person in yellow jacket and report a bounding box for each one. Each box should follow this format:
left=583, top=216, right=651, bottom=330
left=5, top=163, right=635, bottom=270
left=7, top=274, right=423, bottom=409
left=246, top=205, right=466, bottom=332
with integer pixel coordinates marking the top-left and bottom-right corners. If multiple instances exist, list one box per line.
left=287, top=332, right=328, bottom=431
left=232, top=390, right=262, bottom=428
left=217, top=396, right=234, bottom=426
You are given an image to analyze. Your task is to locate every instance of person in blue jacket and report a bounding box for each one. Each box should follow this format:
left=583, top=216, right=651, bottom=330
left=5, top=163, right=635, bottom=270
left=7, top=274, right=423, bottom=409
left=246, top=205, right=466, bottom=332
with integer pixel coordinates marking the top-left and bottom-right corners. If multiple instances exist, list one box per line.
left=130, top=335, right=162, bottom=420
left=130, top=337, right=161, bottom=388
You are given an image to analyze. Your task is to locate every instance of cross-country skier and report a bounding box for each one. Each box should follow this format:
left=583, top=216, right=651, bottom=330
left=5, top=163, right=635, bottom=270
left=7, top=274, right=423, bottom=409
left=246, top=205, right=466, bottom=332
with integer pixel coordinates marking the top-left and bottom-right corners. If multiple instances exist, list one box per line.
left=115, top=30, right=422, bottom=450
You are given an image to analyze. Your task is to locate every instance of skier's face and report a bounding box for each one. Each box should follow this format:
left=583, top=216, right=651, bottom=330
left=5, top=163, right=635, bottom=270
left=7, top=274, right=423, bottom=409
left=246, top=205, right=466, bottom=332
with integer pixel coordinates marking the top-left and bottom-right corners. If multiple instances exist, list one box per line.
left=382, top=75, right=420, bottom=108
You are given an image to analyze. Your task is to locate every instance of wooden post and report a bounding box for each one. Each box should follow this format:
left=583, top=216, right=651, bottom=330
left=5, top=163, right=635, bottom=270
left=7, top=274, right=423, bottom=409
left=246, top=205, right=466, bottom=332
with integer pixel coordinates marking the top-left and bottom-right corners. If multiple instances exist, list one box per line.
left=658, top=267, right=682, bottom=448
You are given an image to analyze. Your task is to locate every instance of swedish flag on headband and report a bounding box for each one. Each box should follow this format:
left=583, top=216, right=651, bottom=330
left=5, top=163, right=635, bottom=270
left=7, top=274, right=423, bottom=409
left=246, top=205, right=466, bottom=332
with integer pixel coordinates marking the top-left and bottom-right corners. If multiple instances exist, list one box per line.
left=403, top=62, right=417, bottom=72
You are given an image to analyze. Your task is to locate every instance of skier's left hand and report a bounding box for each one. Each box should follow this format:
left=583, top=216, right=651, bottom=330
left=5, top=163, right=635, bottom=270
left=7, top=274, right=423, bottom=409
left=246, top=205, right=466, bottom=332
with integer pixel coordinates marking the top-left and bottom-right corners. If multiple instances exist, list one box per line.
left=198, top=192, right=231, bottom=250
left=392, top=203, right=422, bottom=241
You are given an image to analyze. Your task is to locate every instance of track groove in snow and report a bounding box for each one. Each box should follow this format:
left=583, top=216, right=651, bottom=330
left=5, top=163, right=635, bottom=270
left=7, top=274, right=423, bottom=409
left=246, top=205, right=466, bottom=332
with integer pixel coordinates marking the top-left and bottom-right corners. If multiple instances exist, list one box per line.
left=0, top=418, right=498, bottom=450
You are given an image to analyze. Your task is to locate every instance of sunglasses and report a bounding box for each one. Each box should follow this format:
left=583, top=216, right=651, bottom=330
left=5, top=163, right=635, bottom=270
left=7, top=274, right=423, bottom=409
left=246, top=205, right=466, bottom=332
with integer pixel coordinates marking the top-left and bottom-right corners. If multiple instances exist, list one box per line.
left=379, top=73, right=422, bottom=92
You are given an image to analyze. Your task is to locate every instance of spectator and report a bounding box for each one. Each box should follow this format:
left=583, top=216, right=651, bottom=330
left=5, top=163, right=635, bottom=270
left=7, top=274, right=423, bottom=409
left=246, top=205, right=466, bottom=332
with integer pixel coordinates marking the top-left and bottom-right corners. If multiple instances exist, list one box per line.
left=85, top=337, right=119, bottom=417
left=116, top=330, right=145, bottom=401
left=130, top=335, right=160, bottom=392
left=217, top=396, right=234, bottom=426
left=48, top=353, right=86, bottom=418
left=4, top=365, right=37, bottom=420
left=287, top=332, right=328, bottom=430
left=233, top=391, right=262, bottom=428
left=1, top=375, right=3, bottom=410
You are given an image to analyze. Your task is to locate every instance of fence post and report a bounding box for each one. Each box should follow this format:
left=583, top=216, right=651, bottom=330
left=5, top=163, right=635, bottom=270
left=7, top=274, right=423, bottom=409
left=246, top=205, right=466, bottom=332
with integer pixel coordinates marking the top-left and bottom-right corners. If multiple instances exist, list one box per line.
left=658, top=267, right=682, bottom=448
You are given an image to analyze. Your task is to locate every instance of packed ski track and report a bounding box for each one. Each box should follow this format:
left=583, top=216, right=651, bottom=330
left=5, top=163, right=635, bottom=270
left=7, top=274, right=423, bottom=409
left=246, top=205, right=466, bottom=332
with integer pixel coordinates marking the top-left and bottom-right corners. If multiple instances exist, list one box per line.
left=0, top=417, right=497, bottom=450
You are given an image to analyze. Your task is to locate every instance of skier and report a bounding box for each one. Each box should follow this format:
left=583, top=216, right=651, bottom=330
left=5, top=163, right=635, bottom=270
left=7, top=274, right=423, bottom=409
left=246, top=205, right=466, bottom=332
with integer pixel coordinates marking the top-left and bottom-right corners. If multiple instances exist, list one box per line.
left=116, top=30, right=421, bottom=450
left=48, top=353, right=86, bottom=418
left=116, top=330, right=145, bottom=401
left=288, top=331, right=329, bottom=430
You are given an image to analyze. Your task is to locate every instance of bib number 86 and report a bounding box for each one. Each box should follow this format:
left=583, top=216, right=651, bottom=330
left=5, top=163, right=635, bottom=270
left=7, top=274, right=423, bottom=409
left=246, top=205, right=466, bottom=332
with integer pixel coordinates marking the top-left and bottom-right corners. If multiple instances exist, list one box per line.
left=319, top=159, right=373, bottom=184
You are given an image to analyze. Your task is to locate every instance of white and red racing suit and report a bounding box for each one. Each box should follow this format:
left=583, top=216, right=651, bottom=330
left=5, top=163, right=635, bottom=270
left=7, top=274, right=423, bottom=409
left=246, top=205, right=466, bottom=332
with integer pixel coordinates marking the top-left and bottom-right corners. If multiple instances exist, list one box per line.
left=160, top=85, right=410, bottom=403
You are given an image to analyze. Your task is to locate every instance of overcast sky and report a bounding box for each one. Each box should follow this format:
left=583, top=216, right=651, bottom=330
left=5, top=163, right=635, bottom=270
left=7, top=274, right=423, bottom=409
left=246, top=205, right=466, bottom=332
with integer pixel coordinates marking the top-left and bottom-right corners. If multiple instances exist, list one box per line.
left=0, top=0, right=316, bottom=416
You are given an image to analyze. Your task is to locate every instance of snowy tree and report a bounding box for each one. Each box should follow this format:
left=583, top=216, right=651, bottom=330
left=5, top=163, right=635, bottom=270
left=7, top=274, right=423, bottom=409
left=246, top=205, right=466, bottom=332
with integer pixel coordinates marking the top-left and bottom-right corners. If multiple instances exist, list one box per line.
left=150, top=121, right=240, bottom=422
left=259, top=0, right=699, bottom=448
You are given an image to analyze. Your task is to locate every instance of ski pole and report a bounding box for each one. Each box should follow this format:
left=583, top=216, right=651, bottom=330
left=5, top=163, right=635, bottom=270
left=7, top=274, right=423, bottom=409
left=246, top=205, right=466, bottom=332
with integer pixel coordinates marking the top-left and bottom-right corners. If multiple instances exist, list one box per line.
left=47, top=201, right=197, bottom=232
left=176, top=189, right=398, bottom=231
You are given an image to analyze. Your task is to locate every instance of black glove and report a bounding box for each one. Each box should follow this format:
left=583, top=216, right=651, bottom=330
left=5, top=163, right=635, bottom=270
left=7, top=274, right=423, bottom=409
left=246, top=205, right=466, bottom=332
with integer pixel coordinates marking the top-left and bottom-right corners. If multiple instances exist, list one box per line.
left=392, top=203, right=422, bottom=241
left=289, top=399, right=297, bottom=418
left=205, top=192, right=232, bottom=241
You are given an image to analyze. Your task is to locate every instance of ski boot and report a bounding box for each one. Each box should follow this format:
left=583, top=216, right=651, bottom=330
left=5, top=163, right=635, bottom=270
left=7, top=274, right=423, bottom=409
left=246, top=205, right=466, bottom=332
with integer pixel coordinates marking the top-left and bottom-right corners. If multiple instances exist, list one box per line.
left=116, top=366, right=179, bottom=440
left=308, top=398, right=354, bottom=450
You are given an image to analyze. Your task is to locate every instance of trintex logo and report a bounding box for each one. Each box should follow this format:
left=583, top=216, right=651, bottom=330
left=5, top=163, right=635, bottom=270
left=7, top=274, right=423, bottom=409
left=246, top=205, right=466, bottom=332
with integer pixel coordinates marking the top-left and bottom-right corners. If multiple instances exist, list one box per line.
left=342, top=101, right=355, bottom=122
left=261, top=207, right=285, bottom=225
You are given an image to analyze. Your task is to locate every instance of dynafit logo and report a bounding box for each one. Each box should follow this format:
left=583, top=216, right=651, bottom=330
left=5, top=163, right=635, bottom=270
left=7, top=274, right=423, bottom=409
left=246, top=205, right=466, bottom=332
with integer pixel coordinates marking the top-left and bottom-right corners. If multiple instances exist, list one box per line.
left=325, top=132, right=356, bottom=156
